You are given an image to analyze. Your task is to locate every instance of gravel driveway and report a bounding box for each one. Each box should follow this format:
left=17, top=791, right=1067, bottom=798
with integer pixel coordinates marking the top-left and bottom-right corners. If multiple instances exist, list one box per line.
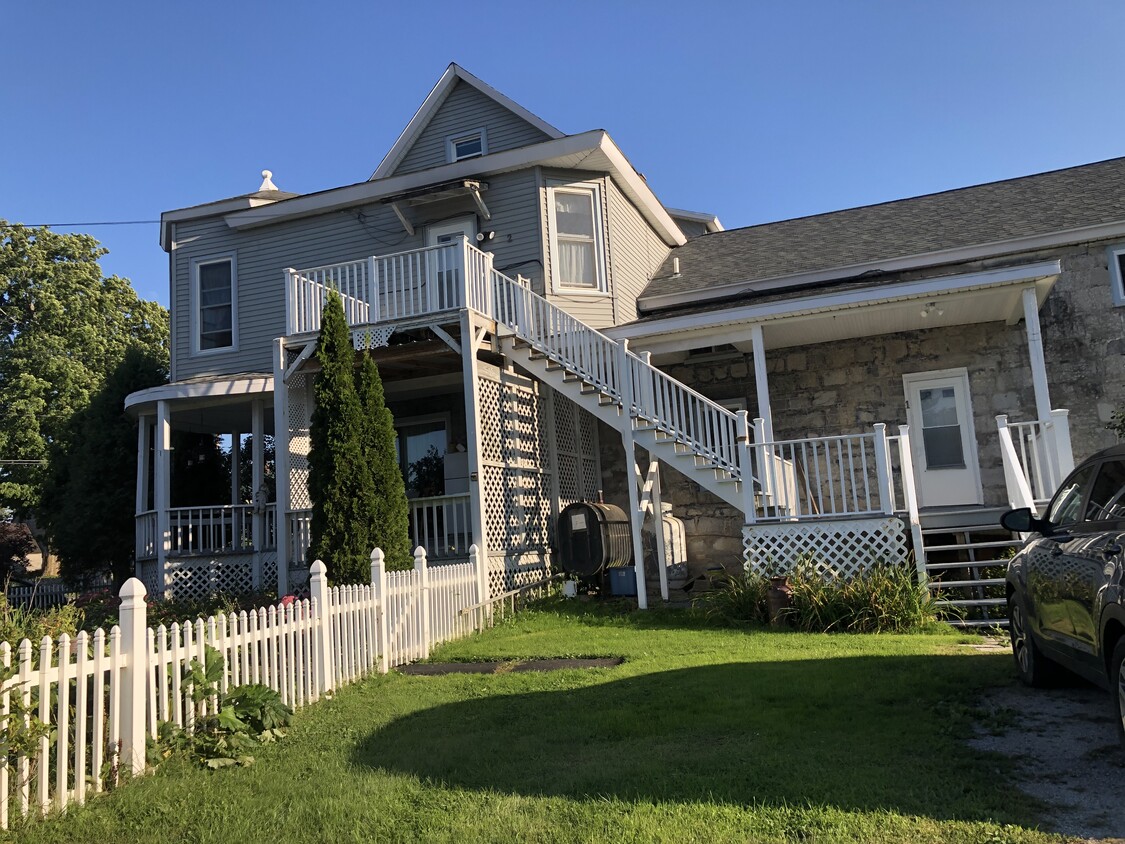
left=969, top=674, right=1124, bottom=841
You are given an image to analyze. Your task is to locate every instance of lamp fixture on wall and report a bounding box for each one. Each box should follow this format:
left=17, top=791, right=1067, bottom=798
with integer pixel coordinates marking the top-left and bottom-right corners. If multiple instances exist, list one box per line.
left=919, top=301, right=944, bottom=318
left=476, top=230, right=495, bottom=243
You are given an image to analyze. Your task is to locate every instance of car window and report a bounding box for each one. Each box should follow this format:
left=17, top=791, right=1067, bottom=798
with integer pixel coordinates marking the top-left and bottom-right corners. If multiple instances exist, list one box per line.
left=1046, top=463, right=1095, bottom=526
left=1084, top=460, right=1125, bottom=522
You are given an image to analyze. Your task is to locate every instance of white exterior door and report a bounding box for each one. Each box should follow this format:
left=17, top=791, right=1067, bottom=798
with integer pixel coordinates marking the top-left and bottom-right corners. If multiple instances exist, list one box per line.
left=425, top=218, right=476, bottom=310
left=903, top=368, right=983, bottom=508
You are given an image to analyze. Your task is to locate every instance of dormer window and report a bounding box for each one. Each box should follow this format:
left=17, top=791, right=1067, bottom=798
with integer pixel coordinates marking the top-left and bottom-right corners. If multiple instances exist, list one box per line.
left=547, top=180, right=607, bottom=293
left=448, top=129, right=486, bottom=162
left=192, top=255, right=237, bottom=353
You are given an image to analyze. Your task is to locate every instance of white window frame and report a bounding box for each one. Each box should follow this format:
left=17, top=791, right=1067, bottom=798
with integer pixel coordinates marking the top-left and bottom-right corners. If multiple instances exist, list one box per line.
left=190, top=253, right=238, bottom=356
left=447, top=128, right=487, bottom=163
left=546, top=179, right=608, bottom=295
left=1108, top=244, right=1125, bottom=306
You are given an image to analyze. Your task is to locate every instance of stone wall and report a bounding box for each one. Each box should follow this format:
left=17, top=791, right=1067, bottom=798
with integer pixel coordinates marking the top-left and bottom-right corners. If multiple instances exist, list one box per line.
left=600, top=239, right=1125, bottom=573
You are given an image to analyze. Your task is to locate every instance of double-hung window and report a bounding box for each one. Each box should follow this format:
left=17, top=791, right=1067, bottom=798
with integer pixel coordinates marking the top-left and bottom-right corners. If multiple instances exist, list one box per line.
left=194, top=256, right=236, bottom=353
left=547, top=180, right=606, bottom=293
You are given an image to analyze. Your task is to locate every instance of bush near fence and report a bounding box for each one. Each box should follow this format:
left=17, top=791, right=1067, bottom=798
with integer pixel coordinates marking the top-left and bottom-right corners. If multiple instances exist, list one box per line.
left=0, top=545, right=484, bottom=830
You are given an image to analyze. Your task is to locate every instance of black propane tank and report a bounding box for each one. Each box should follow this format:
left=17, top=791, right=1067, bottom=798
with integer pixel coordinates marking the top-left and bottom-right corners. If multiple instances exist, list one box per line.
left=556, top=501, right=633, bottom=578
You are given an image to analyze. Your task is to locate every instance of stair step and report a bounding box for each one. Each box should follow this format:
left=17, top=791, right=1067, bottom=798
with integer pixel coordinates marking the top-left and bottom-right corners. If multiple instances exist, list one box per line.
left=924, top=540, right=1021, bottom=552
left=935, top=598, right=1006, bottom=608
left=928, top=578, right=1006, bottom=589
left=925, top=561, right=1008, bottom=571
left=946, top=618, right=1009, bottom=628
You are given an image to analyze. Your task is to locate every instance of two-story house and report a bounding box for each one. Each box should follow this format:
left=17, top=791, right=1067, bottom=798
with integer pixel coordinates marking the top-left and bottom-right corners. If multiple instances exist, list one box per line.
left=126, top=62, right=1125, bottom=622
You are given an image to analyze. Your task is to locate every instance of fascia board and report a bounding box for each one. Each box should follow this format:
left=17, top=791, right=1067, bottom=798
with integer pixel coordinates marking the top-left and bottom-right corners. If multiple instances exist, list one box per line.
left=641, top=219, right=1125, bottom=311
left=611, top=260, right=1062, bottom=342
left=666, top=206, right=724, bottom=232
left=222, top=131, right=685, bottom=247
left=370, top=63, right=565, bottom=181
left=125, top=375, right=273, bottom=415
left=160, top=196, right=279, bottom=252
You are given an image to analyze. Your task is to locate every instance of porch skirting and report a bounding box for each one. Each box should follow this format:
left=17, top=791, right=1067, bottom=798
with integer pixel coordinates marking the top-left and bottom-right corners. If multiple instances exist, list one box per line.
left=140, top=552, right=279, bottom=601
left=742, top=517, right=908, bottom=578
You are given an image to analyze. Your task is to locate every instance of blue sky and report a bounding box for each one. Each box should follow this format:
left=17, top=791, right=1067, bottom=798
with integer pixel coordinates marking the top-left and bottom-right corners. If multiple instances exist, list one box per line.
left=5, top=2, right=1125, bottom=306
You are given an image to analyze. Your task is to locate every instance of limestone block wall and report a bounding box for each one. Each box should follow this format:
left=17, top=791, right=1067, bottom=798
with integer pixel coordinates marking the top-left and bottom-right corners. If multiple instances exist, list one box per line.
left=600, top=239, right=1125, bottom=572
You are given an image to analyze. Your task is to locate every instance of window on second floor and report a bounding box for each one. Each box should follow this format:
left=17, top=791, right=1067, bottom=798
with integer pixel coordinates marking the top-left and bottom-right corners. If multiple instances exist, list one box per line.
left=448, top=129, right=486, bottom=163
left=193, top=256, right=237, bottom=353
left=547, top=181, right=607, bottom=294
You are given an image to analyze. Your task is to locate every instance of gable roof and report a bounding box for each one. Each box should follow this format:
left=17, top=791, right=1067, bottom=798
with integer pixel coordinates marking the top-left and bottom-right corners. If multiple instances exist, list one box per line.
left=640, top=155, right=1125, bottom=310
left=371, top=63, right=565, bottom=181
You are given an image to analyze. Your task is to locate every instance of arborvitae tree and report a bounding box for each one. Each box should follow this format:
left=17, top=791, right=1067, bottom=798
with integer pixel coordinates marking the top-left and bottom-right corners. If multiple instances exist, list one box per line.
left=308, top=292, right=373, bottom=584
left=42, top=345, right=168, bottom=586
left=357, top=355, right=412, bottom=571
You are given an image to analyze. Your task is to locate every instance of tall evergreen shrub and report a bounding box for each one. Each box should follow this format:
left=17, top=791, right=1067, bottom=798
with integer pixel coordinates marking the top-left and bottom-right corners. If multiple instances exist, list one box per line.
left=357, top=356, right=412, bottom=571
left=308, top=292, right=373, bottom=583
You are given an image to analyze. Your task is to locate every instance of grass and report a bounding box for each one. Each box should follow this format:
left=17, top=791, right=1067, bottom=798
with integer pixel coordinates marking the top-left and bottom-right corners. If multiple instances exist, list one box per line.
left=6, top=600, right=1074, bottom=843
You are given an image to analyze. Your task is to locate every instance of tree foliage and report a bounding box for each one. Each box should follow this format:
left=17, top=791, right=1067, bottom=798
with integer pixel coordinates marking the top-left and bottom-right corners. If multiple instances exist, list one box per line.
left=357, top=355, right=411, bottom=571
left=0, top=522, right=36, bottom=583
left=0, top=222, right=168, bottom=515
left=42, top=346, right=168, bottom=585
left=308, top=292, right=373, bottom=584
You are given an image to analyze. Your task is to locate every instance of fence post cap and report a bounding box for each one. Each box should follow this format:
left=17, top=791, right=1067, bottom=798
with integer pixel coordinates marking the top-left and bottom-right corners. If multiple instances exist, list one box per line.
left=370, top=547, right=384, bottom=563
left=310, top=559, right=327, bottom=576
left=119, top=577, right=148, bottom=601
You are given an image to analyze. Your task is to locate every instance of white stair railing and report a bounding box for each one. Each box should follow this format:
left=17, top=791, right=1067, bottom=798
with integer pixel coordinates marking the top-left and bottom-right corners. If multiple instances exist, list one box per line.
left=996, top=414, right=1038, bottom=512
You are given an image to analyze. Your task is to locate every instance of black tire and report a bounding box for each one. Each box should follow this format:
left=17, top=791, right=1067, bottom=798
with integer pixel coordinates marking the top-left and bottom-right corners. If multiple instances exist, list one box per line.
left=1110, top=638, right=1125, bottom=749
left=1008, top=595, right=1056, bottom=687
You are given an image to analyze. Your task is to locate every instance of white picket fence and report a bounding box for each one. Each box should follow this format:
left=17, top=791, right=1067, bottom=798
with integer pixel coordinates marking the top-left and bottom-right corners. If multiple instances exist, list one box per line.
left=0, top=545, right=486, bottom=830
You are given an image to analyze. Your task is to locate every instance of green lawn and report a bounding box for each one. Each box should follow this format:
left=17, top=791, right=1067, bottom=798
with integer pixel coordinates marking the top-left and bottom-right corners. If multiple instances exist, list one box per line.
left=8, top=601, right=1072, bottom=843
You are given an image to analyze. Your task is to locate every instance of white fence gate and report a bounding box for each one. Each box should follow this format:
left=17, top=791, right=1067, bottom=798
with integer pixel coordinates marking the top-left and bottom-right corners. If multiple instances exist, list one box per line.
left=0, top=545, right=487, bottom=830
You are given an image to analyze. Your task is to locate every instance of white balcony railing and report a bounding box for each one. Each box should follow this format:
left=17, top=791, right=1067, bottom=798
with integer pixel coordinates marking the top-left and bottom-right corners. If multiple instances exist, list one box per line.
left=409, top=494, right=472, bottom=559
left=166, top=505, right=276, bottom=556
left=996, top=410, right=1074, bottom=512
left=136, top=510, right=158, bottom=560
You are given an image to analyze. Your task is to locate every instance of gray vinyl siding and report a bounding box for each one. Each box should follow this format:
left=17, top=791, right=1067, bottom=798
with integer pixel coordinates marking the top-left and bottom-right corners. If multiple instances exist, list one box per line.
left=540, top=169, right=617, bottom=330
left=393, top=81, right=552, bottom=177
left=170, top=170, right=544, bottom=381
left=672, top=217, right=710, bottom=239
left=605, top=180, right=672, bottom=324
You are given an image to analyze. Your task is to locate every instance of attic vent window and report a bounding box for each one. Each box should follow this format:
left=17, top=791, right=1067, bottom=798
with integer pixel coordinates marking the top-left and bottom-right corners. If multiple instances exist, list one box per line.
left=448, top=129, right=487, bottom=163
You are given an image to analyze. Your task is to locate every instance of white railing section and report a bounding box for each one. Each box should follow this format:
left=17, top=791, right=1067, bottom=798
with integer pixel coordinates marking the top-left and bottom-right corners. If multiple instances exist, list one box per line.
left=0, top=544, right=488, bottom=830
left=750, top=423, right=894, bottom=521
left=285, top=261, right=370, bottom=335
left=5, top=580, right=73, bottom=609
left=168, top=505, right=254, bottom=555
left=136, top=510, right=157, bottom=560
left=409, top=494, right=472, bottom=559
left=996, top=410, right=1074, bottom=509
left=288, top=509, right=313, bottom=564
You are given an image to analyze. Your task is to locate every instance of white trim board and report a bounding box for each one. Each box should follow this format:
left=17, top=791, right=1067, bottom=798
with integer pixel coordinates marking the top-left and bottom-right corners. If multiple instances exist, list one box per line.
left=611, top=260, right=1062, bottom=350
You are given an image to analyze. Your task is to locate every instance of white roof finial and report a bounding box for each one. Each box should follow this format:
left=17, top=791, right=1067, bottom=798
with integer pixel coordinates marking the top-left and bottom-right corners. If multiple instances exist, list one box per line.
left=258, top=169, right=278, bottom=191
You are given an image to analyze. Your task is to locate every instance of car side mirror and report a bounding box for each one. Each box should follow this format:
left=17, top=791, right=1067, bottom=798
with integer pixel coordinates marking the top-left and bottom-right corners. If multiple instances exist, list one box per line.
left=1000, top=507, right=1049, bottom=535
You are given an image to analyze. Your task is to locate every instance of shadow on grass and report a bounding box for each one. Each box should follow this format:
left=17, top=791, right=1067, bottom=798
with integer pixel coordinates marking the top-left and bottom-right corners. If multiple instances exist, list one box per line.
left=353, top=653, right=1031, bottom=824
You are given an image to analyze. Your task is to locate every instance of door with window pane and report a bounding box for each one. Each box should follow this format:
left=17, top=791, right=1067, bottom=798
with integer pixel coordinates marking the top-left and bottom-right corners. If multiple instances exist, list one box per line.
left=903, top=369, right=983, bottom=507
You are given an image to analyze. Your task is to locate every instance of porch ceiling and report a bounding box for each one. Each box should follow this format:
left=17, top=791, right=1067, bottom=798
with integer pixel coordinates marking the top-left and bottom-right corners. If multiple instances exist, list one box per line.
left=616, top=261, right=1060, bottom=359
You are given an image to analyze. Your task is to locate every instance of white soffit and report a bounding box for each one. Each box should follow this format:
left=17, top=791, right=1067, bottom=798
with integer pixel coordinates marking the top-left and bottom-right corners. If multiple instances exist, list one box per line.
left=613, top=261, right=1061, bottom=356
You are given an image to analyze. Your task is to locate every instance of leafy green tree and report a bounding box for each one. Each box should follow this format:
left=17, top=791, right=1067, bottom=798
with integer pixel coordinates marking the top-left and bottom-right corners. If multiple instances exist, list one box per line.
left=0, top=222, right=168, bottom=516
left=308, top=292, right=373, bottom=584
left=357, top=355, right=411, bottom=571
left=0, top=522, right=36, bottom=583
left=42, top=346, right=168, bottom=586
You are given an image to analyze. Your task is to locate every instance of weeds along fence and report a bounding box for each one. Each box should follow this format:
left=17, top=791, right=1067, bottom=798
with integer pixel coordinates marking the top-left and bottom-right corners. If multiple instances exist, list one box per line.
left=0, top=545, right=487, bottom=830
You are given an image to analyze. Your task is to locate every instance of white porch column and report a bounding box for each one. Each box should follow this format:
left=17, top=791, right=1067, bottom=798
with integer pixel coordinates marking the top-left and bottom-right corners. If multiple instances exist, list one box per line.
left=154, top=399, right=171, bottom=597
left=749, top=324, right=774, bottom=442
left=230, top=430, right=241, bottom=506
left=272, top=338, right=290, bottom=596
left=135, top=414, right=152, bottom=578
left=460, top=311, right=490, bottom=606
left=251, top=399, right=265, bottom=590
left=1022, top=287, right=1053, bottom=422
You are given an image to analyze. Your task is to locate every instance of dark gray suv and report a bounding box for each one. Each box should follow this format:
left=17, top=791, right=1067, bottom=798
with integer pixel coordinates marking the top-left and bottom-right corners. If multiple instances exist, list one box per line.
left=1002, top=444, right=1125, bottom=747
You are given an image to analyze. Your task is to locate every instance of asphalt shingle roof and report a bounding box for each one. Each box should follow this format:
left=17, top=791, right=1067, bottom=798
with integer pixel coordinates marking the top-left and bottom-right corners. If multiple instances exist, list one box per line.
left=645, top=156, right=1125, bottom=303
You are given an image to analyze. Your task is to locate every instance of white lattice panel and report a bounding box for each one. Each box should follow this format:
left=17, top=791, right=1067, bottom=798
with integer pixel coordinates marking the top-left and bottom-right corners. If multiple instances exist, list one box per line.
left=742, top=518, right=908, bottom=578
left=579, top=410, right=600, bottom=502
left=488, top=553, right=550, bottom=596
left=287, top=373, right=312, bottom=510
left=164, top=554, right=256, bottom=602
left=352, top=325, right=395, bottom=350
